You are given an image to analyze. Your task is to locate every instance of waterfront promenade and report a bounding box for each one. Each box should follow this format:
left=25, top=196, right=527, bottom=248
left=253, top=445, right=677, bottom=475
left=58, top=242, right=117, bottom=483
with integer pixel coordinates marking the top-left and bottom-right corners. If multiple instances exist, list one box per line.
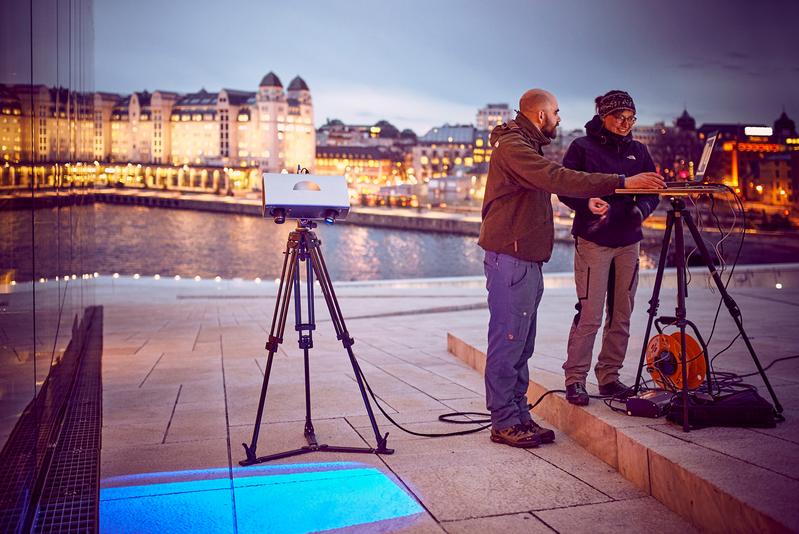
left=96, top=263, right=799, bottom=533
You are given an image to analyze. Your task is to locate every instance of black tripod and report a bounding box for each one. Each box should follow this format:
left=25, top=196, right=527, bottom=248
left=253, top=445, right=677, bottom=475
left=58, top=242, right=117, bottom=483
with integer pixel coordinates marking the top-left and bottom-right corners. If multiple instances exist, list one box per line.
left=240, top=220, right=393, bottom=466
left=632, top=195, right=783, bottom=432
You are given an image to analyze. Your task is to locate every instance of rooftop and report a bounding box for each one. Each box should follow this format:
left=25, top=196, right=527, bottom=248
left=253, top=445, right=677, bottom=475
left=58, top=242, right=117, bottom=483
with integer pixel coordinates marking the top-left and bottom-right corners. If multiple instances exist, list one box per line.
left=90, top=262, right=798, bottom=532
left=420, top=124, right=477, bottom=144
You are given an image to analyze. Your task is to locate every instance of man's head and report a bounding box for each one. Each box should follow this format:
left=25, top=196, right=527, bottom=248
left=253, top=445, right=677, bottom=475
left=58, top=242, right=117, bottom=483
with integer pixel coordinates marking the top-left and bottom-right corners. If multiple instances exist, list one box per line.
left=596, top=90, right=637, bottom=136
left=519, top=89, right=560, bottom=139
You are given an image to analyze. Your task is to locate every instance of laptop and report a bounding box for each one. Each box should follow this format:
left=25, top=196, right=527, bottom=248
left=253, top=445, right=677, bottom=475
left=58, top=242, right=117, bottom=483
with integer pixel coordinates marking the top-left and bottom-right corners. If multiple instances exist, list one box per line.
left=663, top=131, right=718, bottom=187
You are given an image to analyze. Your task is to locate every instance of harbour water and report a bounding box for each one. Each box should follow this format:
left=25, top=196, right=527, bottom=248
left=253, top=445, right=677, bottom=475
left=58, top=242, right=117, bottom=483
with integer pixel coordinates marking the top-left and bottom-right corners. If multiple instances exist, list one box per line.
left=7, top=202, right=797, bottom=283
left=3, top=204, right=579, bottom=282
left=89, top=204, right=574, bottom=281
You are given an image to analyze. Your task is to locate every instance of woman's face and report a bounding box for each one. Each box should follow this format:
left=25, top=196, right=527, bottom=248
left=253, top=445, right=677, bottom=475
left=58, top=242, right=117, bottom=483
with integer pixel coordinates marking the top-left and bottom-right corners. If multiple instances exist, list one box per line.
left=602, top=110, right=637, bottom=136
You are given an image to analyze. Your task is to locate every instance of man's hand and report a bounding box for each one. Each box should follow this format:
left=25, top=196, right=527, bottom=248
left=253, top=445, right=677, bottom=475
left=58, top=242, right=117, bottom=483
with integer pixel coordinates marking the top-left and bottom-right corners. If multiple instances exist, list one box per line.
left=588, top=198, right=609, bottom=216
left=625, top=172, right=665, bottom=189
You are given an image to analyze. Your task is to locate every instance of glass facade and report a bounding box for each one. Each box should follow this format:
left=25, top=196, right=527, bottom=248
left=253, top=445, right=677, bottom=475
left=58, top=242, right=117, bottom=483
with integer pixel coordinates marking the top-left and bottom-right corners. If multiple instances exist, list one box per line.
left=0, top=0, right=96, bottom=530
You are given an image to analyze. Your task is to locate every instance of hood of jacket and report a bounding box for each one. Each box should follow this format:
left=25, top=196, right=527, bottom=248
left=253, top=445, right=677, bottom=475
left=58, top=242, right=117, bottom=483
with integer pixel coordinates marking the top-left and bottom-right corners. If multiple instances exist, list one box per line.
left=489, top=112, right=552, bottom=149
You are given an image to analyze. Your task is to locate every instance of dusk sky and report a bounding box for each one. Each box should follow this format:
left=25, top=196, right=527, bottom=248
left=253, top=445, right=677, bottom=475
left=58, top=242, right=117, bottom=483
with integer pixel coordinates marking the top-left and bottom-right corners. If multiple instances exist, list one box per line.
left=96, top=0, right=799, bottom=134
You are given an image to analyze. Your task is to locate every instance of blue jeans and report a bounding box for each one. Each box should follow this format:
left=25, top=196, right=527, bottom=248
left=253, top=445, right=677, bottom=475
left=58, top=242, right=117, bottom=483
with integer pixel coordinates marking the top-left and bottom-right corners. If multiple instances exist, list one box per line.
left=484, top=251, right=544, bottom=430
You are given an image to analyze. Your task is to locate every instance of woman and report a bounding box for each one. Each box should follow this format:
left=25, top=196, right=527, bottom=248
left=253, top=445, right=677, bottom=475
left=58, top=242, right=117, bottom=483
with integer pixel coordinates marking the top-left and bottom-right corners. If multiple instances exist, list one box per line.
left=559, top=90, right=660, bottom=405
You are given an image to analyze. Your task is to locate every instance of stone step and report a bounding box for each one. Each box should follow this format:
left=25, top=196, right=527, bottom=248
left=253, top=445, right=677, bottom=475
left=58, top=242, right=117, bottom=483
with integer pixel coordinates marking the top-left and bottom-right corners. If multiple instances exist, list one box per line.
left=447, top=332, right=799, bottom=533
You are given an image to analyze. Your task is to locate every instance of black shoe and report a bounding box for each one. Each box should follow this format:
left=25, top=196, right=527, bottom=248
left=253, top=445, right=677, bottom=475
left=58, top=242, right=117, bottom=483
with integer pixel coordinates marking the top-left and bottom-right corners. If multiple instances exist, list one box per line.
left=490, top=423, right=541, bottom=448
left=523, top=420, right=555, bottom=444
left=598, top=379, right=633, bottom=398
left=565, top=383, right=589, bottom=406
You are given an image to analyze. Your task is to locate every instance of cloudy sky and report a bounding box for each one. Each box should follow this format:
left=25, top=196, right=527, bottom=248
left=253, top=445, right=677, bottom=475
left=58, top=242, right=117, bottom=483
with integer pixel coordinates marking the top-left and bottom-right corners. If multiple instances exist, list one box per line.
left=95, top=0, right=799, bottom=134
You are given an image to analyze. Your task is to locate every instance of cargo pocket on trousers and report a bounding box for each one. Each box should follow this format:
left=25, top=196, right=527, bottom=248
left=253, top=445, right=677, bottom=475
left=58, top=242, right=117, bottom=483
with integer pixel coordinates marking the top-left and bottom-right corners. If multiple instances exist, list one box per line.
left=576, top=266, right=591, bottom=301
left=504, top=299, right=532, bottom=342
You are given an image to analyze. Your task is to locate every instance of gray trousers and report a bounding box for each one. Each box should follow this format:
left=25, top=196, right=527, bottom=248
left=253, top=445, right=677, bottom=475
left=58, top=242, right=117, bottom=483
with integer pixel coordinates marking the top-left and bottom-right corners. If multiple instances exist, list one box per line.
left=484, top=251, right=544, bottom=430
left=563, top=237, right=640, bottom=387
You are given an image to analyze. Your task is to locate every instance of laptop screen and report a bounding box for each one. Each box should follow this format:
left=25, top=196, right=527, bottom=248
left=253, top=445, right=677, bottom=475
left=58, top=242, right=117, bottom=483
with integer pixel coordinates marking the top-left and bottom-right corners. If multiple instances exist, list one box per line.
left=694, top=131, right=718, bottom=182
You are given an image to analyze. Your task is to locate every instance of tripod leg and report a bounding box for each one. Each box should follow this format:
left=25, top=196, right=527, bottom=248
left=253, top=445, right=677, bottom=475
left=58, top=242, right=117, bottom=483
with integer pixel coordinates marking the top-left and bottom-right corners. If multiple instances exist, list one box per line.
left=308, top=241, right=392, bottom=453
left=673, top=213, right=691, bottom=432
left=635, top=210, right=675, bottom=393
left=241, top=241, right=299, bottom=465
left=296, top=239, right=318, bottom=446
left=683, top=212, right=783, bottom=413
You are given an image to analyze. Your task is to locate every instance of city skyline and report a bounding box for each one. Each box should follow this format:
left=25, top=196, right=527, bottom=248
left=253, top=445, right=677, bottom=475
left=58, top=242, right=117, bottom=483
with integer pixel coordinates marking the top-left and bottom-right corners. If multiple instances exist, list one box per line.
left=93, top=0, right=799, bottom=133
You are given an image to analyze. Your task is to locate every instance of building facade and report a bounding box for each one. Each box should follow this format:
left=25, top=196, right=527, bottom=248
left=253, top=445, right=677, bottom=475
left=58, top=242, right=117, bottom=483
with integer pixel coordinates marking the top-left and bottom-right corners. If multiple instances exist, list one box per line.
left=476, top=103, right=513, bottom=131
left=112, top=72, right=316, bottom=173
left=315, top=144, right=405, bottom=196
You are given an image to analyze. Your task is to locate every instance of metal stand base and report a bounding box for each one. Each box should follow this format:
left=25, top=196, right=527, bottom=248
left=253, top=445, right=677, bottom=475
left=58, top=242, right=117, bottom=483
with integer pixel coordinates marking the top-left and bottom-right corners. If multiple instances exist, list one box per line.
left=240, top=221, right=393, bottom=466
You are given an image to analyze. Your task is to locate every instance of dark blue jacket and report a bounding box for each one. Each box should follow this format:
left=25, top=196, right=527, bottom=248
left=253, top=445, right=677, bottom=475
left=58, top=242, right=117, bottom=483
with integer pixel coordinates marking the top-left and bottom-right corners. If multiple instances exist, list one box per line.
left=559, top=116, right=660, bottom=248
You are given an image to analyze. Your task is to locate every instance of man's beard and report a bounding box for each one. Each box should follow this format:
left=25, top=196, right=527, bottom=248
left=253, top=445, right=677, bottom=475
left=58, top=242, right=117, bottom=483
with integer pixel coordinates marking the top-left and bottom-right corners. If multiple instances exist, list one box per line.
left=542, top=118, right=558, bottom=139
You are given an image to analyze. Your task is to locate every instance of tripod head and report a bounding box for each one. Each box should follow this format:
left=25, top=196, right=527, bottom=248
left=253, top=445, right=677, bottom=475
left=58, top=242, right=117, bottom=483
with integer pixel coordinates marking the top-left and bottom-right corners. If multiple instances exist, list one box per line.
left=668, top=196, right=688, bottom=211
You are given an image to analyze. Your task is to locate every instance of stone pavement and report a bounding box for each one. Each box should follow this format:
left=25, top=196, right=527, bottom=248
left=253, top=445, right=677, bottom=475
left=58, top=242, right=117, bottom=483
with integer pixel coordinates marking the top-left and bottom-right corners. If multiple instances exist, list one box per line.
left=96, top=265, right=798, bottom=533
left=447, top=264, right=799, bottom=532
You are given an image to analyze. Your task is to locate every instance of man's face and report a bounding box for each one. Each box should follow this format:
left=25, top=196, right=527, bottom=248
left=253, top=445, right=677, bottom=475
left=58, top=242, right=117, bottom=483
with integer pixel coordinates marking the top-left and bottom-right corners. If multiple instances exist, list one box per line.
left=541, top=98, right=561, bottom=139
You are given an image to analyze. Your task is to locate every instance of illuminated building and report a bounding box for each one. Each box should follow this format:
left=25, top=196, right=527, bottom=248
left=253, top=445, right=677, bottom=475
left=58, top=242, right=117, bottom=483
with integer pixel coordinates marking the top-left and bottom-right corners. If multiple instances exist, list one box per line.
left=705, top=111, right=798, bottom=203
left=169, top=89, right=221, bottom=166
left=0, top=84, right=94, bottom=166
left=412, top=124, right=492, bottom=183
left=315, top=120, right=417, bottom=202
left=317, top=120, right=374, bottom=146
left=633, top=122, right=671, bottom=148
left=634, top=111, right=699, bottom=179
left=94, top=92, right=121, bottom=161
left=316, top=119, right=415, bottom=149
left=0, top=86, right=22, bottom=163
left=315, top=145, right=405, bottom=194
left=105, top=72, right=314, bottom=173
left=758, top=154, right=795, bottom=206
left=476, top=103, right=513, bottom=130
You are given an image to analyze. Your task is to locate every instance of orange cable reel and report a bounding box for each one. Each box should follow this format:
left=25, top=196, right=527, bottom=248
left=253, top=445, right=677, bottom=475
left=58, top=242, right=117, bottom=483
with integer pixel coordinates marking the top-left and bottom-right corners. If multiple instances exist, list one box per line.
left=645, top=332, right=707, bottom=390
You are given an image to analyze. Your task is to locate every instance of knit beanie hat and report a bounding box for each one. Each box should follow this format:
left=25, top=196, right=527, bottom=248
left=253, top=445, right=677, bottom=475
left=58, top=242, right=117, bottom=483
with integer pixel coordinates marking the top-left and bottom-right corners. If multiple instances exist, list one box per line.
left=595, top=90, right=636, bottom=118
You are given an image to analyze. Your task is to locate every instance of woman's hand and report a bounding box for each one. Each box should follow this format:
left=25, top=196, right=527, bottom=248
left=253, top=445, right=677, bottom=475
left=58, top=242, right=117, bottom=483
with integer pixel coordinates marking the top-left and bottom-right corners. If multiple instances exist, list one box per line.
left=588, top=198, right=609, bottom=216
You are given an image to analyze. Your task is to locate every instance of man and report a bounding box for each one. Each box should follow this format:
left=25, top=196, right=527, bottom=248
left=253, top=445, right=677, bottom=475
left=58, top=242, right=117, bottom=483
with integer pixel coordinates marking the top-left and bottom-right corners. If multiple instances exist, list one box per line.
left=559, top=90, right=660, bottom=406
left=478, top=88, right=664, bottom=448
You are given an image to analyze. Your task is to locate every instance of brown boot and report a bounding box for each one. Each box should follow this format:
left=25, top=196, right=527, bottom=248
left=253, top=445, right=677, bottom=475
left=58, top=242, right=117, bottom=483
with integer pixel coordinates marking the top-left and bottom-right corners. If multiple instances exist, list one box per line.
left=490, top=423, right=541, bottom=448
left=523, top=420, right=555, bottom=444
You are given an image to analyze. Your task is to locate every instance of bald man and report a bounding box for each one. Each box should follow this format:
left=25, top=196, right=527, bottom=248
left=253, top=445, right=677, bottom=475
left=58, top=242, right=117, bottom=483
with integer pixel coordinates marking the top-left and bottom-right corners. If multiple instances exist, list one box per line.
left=479, top=88, right=664, bottom=448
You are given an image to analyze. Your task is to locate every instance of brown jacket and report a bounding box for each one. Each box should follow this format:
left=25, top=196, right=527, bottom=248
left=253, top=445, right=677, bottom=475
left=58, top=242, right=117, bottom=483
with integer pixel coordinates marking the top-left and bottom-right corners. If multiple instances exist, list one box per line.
left=478, top=113, right=621, bottom=262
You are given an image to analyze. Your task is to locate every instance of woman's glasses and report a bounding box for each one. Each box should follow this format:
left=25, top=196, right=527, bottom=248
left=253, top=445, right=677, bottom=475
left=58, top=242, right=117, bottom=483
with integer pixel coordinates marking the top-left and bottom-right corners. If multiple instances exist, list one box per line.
left=611, top=113, right=637, bottom=125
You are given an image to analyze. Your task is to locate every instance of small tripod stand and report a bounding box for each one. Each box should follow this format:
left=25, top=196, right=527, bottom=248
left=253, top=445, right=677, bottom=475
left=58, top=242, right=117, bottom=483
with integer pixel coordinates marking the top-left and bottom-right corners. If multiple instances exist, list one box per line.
left=240, top=220, right=393, bottom=466
left=632, top=195, right=783, bottom=432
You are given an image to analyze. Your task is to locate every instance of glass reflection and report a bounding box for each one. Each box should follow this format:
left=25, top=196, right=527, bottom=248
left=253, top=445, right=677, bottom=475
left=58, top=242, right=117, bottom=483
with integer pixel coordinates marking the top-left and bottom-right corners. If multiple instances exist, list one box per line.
left=0, top=0, right=96, bottom=530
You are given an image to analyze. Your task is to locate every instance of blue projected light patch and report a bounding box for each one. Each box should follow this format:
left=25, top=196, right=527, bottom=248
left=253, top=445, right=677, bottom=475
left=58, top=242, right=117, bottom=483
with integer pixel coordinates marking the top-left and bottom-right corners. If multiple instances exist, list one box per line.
left=100, top=462, right=423, bottom=533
